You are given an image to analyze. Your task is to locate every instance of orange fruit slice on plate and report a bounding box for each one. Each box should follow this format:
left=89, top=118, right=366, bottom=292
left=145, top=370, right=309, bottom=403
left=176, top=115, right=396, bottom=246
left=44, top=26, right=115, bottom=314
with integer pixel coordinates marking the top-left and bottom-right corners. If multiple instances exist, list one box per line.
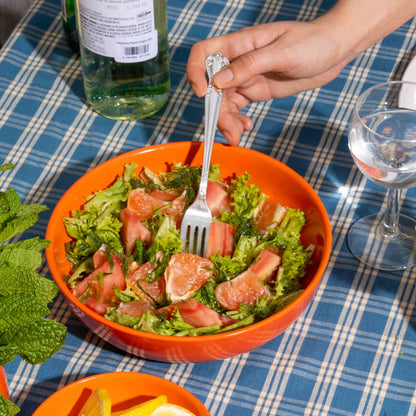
left=149, top=404, right=196, bottom=416
left=78, top=388, right=111, bottom=416
left=113, top=395, right=167, bottom=415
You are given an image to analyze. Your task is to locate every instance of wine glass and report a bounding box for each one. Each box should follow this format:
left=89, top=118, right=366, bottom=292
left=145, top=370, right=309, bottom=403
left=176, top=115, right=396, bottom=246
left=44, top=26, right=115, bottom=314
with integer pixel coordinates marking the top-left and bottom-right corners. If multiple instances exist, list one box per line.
left=348, top=80, right=416, bottom=271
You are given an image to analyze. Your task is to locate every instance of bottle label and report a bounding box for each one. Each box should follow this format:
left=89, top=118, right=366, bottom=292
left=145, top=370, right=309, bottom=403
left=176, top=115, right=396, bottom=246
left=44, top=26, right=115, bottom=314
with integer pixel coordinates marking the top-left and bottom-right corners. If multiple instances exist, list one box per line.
left=78, top=0, right=158, bottom=63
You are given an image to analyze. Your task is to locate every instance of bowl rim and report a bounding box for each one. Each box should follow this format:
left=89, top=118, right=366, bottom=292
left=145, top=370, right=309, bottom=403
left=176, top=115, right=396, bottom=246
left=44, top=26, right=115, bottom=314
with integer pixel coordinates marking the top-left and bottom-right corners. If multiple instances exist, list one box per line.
left=32, top=371, right=210, bottom=415
left=46, top=141, right=332, bottom=343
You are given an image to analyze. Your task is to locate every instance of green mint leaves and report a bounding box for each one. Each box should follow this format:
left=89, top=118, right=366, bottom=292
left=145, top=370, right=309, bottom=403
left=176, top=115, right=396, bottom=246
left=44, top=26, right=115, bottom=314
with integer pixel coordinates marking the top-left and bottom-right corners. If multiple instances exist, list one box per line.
left=0, top=165, right=67, bottom=415
left=0, top=397, right=19, bottom=416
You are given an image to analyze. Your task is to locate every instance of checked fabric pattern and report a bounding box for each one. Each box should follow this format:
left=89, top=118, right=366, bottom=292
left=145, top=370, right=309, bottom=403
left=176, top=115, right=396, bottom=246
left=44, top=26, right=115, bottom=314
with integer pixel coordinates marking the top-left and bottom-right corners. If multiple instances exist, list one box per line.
left=0, top=0, right=416, bottom=414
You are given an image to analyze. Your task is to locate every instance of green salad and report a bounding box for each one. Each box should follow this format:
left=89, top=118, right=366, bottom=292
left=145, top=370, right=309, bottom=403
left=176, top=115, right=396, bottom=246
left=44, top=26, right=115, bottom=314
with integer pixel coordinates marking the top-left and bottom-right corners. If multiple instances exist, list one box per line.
left=63, top=163, right=313, bottom=336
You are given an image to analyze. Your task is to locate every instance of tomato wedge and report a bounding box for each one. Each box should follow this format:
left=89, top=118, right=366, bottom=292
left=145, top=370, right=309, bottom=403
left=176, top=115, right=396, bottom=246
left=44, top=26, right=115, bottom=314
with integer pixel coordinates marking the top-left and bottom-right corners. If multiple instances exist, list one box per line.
left=160, top=299, right=222, bottom=328
left=205, top=221, right=234, bottom=258
left=73, top=255, right=126, bottom=315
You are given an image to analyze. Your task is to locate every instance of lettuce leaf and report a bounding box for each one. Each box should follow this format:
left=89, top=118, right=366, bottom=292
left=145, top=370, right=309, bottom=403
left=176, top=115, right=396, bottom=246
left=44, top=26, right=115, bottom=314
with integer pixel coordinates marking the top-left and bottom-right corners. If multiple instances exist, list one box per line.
left=64, top=164, right=137, bottom=265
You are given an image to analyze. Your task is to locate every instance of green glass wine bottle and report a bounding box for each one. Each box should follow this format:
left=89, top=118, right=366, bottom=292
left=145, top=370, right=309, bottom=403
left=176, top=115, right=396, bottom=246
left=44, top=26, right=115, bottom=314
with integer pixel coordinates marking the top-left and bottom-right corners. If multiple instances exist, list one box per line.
left=62, top=0, right=79, bottom=52
left=75, top=0, right=171, bottom=121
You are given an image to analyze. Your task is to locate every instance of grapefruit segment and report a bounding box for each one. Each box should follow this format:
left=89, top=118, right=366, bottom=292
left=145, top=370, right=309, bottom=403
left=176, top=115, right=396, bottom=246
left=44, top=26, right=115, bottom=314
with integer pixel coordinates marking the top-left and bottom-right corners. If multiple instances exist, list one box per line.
left=254, top=199, right=287, bottom=231
left=165, top=192, right=185, bottom=227
left=126, top=261, right=165, bottom=303
left=164, top=253, right=213, bottom=302
left=149, top=190, right=177, bottom=201
left=127, top=188, right=168, bottom=220
left=117, top=300, right=155, bottom=317
left=215, top=269, right=273, bottom=311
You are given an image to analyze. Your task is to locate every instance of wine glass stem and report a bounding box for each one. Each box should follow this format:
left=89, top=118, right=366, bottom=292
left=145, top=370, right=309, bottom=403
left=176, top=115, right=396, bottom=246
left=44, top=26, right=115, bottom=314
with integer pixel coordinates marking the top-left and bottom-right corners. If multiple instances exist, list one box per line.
left=382, top=188, right=401, bottom=237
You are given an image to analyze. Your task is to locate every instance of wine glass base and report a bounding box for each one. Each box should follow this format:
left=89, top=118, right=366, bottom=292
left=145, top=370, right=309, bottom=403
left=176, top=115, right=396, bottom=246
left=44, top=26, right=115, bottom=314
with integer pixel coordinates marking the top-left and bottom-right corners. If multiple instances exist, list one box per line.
left=347, top=213, right=416, bottom=271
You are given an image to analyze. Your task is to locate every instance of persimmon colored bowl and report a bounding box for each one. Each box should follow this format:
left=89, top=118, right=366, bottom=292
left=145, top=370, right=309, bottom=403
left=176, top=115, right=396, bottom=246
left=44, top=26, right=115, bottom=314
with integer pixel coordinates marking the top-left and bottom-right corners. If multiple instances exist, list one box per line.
left=46, top=141, right=332, bottom=363
left=32, top=372, right=209, bottom=415
left=0, top=367, right=8, bottom=399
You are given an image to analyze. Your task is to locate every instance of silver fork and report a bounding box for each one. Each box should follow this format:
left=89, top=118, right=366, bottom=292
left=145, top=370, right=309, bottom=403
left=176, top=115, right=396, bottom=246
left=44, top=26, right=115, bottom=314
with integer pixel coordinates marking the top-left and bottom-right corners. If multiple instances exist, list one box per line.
left=180, top=52, right=229, bottom=257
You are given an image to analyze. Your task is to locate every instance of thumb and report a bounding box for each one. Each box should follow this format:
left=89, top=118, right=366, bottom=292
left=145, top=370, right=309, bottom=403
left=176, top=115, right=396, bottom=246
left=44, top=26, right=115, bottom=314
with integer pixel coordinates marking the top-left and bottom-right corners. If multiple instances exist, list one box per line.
left=213, top=46, right=278, bottom=89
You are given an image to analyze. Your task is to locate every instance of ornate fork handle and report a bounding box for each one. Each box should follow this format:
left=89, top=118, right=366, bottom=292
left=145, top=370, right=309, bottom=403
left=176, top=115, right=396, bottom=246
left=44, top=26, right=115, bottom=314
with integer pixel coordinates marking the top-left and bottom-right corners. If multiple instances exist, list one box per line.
left=197, top=52, right=230, bottom=199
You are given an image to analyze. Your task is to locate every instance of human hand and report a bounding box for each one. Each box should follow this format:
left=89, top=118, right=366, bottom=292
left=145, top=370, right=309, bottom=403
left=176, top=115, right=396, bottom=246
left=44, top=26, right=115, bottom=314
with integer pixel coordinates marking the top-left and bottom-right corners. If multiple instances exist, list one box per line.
left=186, top=20, right=350, bottom=145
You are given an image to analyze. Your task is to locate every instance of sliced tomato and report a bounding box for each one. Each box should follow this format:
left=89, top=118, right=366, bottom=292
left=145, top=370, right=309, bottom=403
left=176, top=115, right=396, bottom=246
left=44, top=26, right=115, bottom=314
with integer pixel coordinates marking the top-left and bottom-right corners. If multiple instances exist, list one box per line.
left=126, top=261, right=165, bottom=303
left=214, top=269, right=273, bottom=311
left=164, top=253, right=213, bottom=302
left=127, top=188, right=169, bottom=220
left=93, top=244, right=108, bottom=269
left=159, top=299, right=222, bottom=328
left=219, top=315, right=239, bottom=328
left=205, top=221, right=234, bottom=258
left=254, top=199, right=287, bottom=231
left=119, top=208, right=152, bottom=254
left=206, top=181, right=231, bottom=218
left=72, top=255, right=126, bottom=315
left=117, top=300, right=155, bottom=317
left=248, top=248, right=281, bottom=282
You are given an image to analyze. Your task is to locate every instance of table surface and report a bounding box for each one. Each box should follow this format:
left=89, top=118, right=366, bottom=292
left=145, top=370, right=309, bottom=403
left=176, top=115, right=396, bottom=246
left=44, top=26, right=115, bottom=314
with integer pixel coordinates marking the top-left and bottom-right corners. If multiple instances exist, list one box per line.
left=1, top=0, right=416, bottom=415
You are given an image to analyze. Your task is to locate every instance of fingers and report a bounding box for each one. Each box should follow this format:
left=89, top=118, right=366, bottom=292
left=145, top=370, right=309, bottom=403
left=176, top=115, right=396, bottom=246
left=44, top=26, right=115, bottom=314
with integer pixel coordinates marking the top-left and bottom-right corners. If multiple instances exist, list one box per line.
left=186, top=47, right=208, bottom=97
left=217, top=111, right=253, bottom=145
left=186, top=24, right=281, bottom=97
left=213, top=41, right=286, bottom=90
left=186, top=35, right=235, bottom=97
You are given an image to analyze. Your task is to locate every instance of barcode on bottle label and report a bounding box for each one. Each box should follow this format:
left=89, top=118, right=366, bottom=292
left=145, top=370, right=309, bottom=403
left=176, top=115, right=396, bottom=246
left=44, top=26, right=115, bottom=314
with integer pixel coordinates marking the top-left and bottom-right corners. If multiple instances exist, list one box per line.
left=137, top=11, right=151, bottom=19
left=114, top=31, right=158, bottom=63
left=124, top=44, right=149, bottom=56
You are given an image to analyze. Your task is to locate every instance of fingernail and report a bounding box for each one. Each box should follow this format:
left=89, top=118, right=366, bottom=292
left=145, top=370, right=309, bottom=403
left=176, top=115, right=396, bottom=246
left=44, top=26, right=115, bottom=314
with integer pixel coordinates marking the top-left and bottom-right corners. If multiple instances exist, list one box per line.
left=214, top=68, right=233, bottom=86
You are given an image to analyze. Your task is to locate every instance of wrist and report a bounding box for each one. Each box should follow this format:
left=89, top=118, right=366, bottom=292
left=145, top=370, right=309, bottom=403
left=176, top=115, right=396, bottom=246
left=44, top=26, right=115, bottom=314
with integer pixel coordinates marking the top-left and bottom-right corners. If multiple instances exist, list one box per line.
left=315, top=0, right=416, bottom=64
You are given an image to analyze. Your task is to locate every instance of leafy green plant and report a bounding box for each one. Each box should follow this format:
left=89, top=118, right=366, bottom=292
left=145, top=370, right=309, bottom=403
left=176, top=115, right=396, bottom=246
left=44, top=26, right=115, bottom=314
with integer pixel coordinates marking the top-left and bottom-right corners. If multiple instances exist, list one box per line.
left=0, top=164, right=67, bottom=416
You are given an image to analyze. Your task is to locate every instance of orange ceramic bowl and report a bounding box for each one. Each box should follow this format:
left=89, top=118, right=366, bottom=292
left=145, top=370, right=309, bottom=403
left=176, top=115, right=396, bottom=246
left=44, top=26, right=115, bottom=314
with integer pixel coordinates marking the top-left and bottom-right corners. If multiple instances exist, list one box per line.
left=0, top=367, right=8, bottom=399
left=46, top=142, right=332, bottom=363
left=32, top=372, right=209, bottom=416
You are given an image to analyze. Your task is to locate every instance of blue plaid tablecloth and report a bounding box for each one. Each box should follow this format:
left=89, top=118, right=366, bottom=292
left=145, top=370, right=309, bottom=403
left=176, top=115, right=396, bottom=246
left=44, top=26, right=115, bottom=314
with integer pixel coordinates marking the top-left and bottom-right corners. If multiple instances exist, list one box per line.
left=1, top=0, right=416, bottom=415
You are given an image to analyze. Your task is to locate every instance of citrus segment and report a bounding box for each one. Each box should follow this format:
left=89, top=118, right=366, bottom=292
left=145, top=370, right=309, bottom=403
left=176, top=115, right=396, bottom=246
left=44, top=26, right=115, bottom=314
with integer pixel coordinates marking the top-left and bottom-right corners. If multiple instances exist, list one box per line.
left=254, top=199, right=287, bottom=231
left=214, top=269, right=273, bottom=311
left=113, top=395, right=168, bottom=416
left=126, top=261, right=166, bottom=303
left=165, top=253, right=213, bottom=302
left=78, top=388, right=111, bottom=416
left=127, top=188, right=168, bottom=220
left=149, top=404, right=196, bottom=416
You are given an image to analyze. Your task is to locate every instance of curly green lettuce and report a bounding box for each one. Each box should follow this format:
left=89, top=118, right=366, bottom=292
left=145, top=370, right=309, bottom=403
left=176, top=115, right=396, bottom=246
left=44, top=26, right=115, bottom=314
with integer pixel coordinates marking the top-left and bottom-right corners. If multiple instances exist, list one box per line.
left=64, top=163, right=138, bottom=266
